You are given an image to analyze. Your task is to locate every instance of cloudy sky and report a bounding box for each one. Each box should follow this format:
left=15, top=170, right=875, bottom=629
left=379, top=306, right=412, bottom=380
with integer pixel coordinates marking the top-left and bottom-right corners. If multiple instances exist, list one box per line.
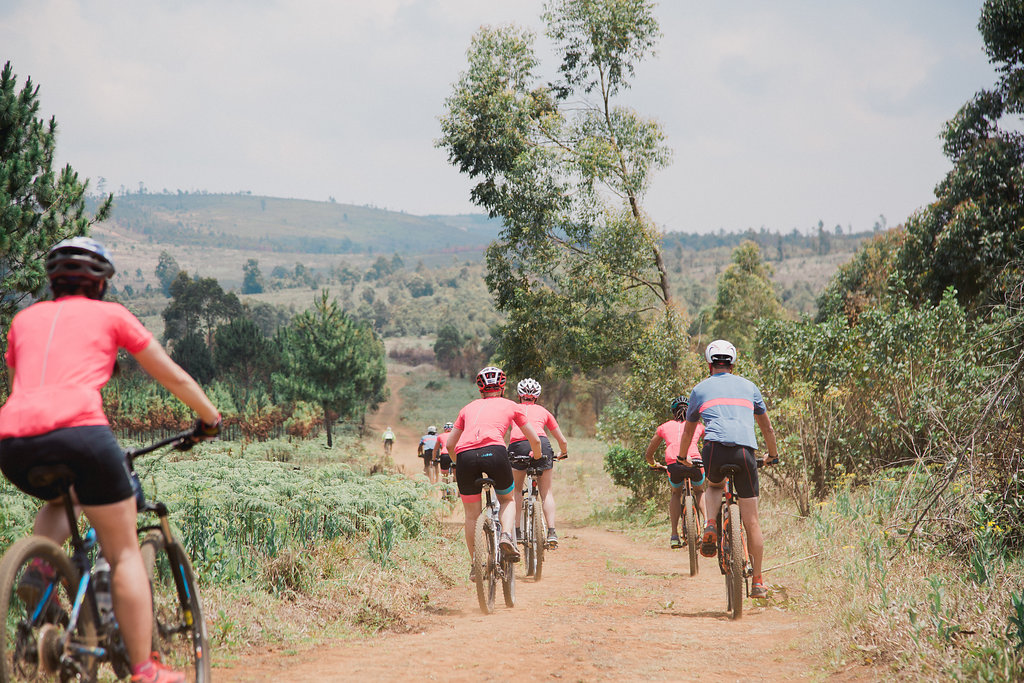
left=1, top=0, right=997, bottom=234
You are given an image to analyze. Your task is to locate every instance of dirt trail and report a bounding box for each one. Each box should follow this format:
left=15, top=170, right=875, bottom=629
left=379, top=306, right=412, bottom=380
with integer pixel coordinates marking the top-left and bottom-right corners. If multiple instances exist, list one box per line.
left=220, top=371, right=864, bottom=681
left=222, top=526, right=831, bottom=681
left=364, top=369, right=424, bottom=474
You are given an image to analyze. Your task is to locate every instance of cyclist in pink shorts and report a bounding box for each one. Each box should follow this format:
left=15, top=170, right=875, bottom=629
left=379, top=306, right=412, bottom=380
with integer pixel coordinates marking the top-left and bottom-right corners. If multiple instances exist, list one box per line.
left=446, top=366, right=542, bottom=569
left=644, top=395, right=707, bottom=549
left=508, top=378, right=568, bottom=548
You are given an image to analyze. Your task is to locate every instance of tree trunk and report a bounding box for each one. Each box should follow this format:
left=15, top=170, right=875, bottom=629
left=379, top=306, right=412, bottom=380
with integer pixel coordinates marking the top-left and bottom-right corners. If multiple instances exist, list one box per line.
left=324, top=405, right=333, bottom=448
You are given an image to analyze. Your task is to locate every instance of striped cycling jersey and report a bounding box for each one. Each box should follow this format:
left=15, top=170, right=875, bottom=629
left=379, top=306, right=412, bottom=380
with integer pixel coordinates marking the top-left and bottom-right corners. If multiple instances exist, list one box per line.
left=419, top=434, right=439, bottom=451
left=684, top=372, right=767, bottom=450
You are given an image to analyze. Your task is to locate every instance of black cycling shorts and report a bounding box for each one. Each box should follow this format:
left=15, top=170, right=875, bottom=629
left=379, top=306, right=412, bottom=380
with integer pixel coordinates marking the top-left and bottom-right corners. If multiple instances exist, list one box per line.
left=420, top=447, right=433, bottom=461
left=0, top=425, right=135, bottom=506
left=439, top=453, right=452, bottom=471
left=508, top=436, right=554, bottom=471
left=454, top=445, right=514, bottom=499
left=667, top=460, right=705, bottom=487
left=701, top=441, right=759, bottom=498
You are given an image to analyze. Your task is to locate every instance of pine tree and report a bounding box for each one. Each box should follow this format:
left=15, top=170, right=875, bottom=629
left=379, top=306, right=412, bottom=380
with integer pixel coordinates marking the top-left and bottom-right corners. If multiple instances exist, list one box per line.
left=0, top=61, right=112, bottom=393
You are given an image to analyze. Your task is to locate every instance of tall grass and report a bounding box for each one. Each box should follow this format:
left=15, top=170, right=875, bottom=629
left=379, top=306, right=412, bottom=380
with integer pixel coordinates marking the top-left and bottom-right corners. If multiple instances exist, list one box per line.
left=780, top=471, right=1024, bottom=679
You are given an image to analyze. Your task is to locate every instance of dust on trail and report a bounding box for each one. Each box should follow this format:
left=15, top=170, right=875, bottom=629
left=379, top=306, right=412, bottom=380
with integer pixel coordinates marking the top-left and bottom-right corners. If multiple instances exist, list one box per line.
left=217, top=369, right=872, bottom=682
left=364, top=369, right=424, bottom=475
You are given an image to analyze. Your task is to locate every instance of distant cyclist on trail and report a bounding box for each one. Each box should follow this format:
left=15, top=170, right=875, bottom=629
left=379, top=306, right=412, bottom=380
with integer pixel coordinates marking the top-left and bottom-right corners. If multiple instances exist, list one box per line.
left=644, top=395, right=707, bottom=549
left=447, top=366, right=542, bottom=572
left=509, top=378, right=568, bottom=549
left=678, top=339, right=779, bottom=599
left=436, top=421, right=455, bottom=480
left=0, top=237, right=221, bottom=683
left=382, top=426, right=395, bottom=455
left=418, top=426, right=440, bottom=484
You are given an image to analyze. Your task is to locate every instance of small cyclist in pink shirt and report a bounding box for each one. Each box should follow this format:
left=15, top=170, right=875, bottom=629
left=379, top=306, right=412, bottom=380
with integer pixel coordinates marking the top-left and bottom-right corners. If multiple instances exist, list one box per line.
left=508, top=378, right=568, bottom=548
left=644, top=395, right=707, bottom=549
left=446, top=366, right=542, bottom=572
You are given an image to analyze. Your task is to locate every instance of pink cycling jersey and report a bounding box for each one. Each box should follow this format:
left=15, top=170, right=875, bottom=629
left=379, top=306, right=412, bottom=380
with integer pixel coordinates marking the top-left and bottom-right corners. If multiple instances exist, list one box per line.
left=656, top=420, right=705, bottom=465
left=0, top=296, right=153, bottom=439
left=509, top=403, right=559, bottom=443
left=452, top=396, right=527, bottom=453
left=437, top=432, right=451, bottom=455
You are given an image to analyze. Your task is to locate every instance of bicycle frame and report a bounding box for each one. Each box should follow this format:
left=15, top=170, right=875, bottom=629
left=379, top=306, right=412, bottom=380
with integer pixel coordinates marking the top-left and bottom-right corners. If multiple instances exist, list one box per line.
left=40, top=430, right=194, bottom=674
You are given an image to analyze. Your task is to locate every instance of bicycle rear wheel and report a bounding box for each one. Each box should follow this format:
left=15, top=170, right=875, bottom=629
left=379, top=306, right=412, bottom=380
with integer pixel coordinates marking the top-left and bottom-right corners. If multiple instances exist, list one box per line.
left=531, top=498, right=546, bottom=582
left=473, top=514, right=495, bottom=614
left=0, top=536, right=98, bottom=682
left=684, top=493, right=699, bottom=577
left=726, top=504, right=745, bottom=620
left=522, top=499, right=535, bottom=577
left=140, top=531, right=211, bottom=682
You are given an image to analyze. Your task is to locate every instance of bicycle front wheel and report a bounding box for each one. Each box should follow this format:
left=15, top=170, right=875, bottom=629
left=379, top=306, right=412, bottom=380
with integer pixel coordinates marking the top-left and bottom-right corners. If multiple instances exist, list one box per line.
left=501, top=554, right=515, bottom=608
left=684, top=493, right=699, bottom=577
left=473, top=514, right=495, bottom=614
left=531, top=498, right=546, bottom=582
left=726, top=505, right=745, bottom=620
left=0, top=535, right=98, bottom=682
left=140, top=531, right=211, bottom=682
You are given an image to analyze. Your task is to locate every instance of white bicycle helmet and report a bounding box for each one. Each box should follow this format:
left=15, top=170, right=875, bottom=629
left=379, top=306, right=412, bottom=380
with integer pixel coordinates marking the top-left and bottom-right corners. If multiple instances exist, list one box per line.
left=476, top=366, right=506, bottom=391
left=705, top=339, right=737, bottom=366
left=517, top=378, right=542, bottom=398
left=427, top=425, right=437, bottom=434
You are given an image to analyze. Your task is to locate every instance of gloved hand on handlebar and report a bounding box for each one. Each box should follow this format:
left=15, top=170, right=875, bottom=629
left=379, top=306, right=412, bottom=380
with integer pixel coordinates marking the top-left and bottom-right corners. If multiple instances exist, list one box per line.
left=192, top=415, right=222, bottom=441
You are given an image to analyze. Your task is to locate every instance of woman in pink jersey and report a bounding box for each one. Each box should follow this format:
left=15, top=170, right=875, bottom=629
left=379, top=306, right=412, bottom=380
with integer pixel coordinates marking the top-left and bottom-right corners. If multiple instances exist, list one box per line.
left=0, top=238, right=220, bottom=683
left=644, top=395, right=707, bottom=549
left=446, top=366, right=542, bottom=569
left=508, top=378, right=568, bottom=548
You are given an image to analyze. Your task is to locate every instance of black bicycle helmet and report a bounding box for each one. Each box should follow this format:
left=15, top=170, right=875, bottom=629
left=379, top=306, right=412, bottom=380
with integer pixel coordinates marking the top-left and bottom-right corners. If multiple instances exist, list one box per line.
left=45, top=237, right=116, bottom=283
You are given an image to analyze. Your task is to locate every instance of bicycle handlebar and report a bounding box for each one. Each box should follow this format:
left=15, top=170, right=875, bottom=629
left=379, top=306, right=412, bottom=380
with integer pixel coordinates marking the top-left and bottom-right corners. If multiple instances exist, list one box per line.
left=125, top=429, right=195, bottom=461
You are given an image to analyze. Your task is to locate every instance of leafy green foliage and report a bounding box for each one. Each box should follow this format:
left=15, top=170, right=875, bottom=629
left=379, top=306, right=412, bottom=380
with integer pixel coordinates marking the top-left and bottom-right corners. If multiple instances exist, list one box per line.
left=170, top=331, right=216, bottom=385
left=706, top=240, right=786, bottom=351
left=274, top=291, right=387, bottom=446
left=438, top=1, right=674, bottom=378
left=598, top=310, right=704, bottom=505
left=895, top=1, right=1024, bottom=309
left=154, top=251, right=181, bottom=297
left=162, top=272, right=243, bottom=344
left=815, top=229, right=905, bottom=322
left=241, top=258, right=264, bottom=294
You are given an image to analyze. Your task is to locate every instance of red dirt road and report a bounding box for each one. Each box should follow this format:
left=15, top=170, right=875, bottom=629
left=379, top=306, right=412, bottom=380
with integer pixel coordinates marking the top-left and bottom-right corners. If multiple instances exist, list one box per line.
left=219, top=525, right=835, bottom=681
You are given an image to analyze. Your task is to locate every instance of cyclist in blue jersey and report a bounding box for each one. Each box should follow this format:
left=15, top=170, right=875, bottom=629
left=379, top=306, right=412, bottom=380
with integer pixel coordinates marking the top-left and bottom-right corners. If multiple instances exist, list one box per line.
left=418, top=425, right=440, bottom=483
left=677, top=340, right=779, bottom=599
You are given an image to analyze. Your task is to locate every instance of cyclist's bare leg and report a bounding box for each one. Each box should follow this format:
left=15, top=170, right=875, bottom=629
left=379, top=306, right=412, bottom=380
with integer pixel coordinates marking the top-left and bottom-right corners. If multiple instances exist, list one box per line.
left=539, top=468, right=556, bottom=530
left=497, top=490, right=516, bottom=537
left=461, top=496, right=483, bottom=556
left=738, top=496, right=764, bottom=577
left=512, top=469, right=527, bottom=532
left=422, top=457, right=432, bottom=481
left=705, top=480, right=725, bottom=526
left=669, top=486, right=682, bottom=537
left=84, top=497, right=154, bottom=668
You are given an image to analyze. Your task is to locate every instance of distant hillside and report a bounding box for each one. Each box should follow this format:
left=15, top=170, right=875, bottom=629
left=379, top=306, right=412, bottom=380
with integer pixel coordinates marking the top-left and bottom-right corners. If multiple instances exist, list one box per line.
left=89, top=192, right=502, bottom=255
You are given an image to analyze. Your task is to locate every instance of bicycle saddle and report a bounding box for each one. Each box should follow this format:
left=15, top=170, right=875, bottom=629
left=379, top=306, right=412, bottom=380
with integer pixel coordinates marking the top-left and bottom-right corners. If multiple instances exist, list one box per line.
left=475, top=477, right=496, bottom=487
left=720, top=464, right=742, bottom=477
left=26, top=465, right=76, bottom=489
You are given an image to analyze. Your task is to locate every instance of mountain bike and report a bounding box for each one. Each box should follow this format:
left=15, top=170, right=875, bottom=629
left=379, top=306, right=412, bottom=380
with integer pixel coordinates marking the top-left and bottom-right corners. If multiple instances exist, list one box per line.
left=716, top=457, right=777, bottom=620
left=514, top=453, right=567, bottom=581
left=471, top=478, right=515, bottom=615
left=0, top=429, right=211, bottom=682
left=648, top=463, right=702, bottom=577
